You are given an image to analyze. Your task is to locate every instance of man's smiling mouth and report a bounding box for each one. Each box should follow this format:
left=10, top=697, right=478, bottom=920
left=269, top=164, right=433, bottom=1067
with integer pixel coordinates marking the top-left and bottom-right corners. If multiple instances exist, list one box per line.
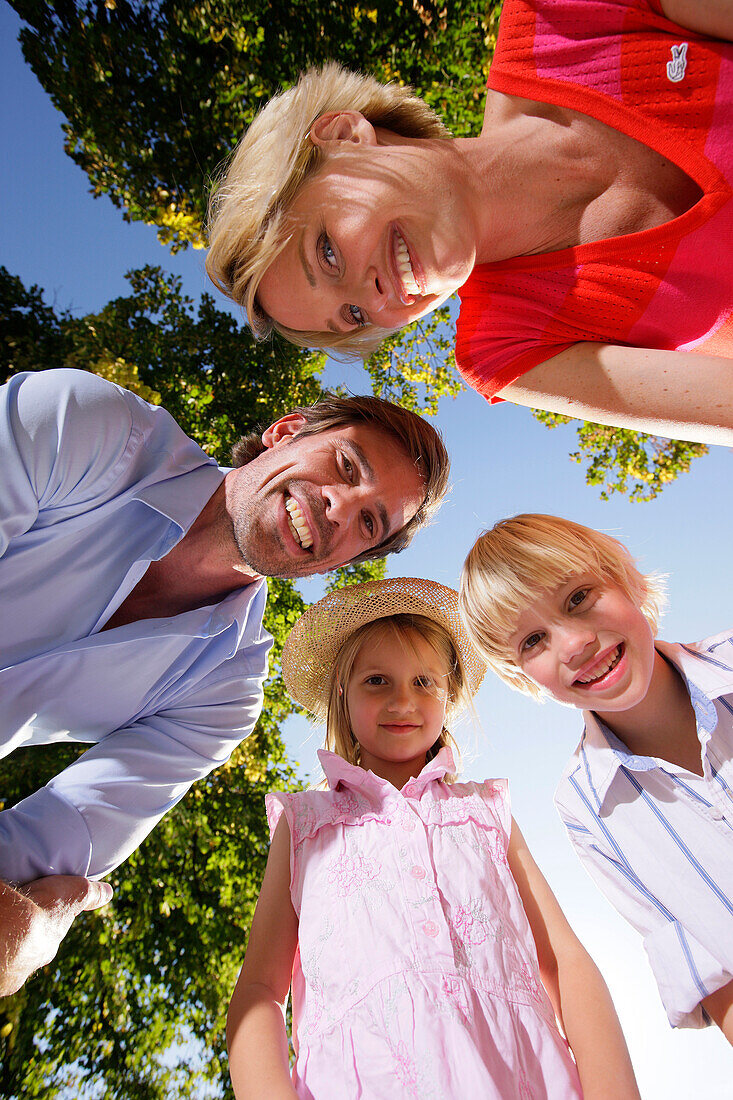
left=285, top=495, right=313, bottom=551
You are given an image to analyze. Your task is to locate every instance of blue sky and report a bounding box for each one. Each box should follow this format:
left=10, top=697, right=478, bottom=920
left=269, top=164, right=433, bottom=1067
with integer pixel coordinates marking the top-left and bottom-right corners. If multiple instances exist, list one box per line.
left=3, top=3, right=732, bottom=1093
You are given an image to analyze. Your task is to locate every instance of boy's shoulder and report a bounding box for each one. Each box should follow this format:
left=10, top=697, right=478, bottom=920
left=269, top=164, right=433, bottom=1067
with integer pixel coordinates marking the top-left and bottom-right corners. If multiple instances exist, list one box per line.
left=660, top=630, right=733, bottom=697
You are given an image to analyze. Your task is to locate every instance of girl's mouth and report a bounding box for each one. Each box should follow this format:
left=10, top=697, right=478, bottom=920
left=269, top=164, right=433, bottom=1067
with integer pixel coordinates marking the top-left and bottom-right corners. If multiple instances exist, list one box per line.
left=573, top=644, right=624, bottom=688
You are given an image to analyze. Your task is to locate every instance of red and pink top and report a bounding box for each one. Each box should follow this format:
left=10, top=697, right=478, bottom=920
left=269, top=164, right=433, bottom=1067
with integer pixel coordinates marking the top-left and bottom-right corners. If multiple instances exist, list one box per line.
left=456, top=0, right=733, bottom=402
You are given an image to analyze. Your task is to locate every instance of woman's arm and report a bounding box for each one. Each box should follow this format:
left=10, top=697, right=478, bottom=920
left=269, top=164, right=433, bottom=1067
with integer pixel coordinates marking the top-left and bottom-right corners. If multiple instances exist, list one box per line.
left=507, top=819, right=640, bottom=1100
left=227, top=816, right=299, bottom=1100
left=702, top=979, right=733, bottom=1045
left=500, top=342, right=733, bottom=446
left=660, top=0, right=733, bottom=40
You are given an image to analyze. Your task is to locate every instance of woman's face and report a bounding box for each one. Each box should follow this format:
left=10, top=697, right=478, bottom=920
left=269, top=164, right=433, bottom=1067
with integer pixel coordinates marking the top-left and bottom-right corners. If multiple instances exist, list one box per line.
left=256, top=118, right=477, bottom=337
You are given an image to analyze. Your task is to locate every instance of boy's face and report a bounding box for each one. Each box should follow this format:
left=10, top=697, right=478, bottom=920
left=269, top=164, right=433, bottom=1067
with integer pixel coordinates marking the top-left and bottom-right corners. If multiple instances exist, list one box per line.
left=509, top=574, right=656, bottom=711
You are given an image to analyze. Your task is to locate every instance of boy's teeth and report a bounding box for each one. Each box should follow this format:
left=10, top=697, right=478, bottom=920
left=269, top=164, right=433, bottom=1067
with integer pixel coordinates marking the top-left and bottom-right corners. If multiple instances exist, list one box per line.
left=577, top=645, right=622, bottom=685
left=395, top=231, right=420, bottom=295
left=285, top=496, right=313, bottom=549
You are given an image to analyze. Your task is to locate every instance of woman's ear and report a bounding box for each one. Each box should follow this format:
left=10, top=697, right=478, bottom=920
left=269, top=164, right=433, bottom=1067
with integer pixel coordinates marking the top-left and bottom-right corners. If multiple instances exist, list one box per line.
left=309, top=111, right=378, bottom=149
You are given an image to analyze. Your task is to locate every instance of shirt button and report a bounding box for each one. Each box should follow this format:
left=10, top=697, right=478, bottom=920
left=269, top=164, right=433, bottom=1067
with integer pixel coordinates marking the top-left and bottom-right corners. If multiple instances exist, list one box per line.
left=422, top=921, right=439, bottom=938
left=410, top=865, right=426, bottom=880
left=710, top=807, right=725, bottom=821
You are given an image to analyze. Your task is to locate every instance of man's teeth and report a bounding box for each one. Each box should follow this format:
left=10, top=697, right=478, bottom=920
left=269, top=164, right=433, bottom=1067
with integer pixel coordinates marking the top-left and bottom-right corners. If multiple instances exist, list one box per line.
left=395, top=231, right=420, bottom=296
left=285, top=496, right=313, bottom=549
left=576, top=646, right=622, bottom=685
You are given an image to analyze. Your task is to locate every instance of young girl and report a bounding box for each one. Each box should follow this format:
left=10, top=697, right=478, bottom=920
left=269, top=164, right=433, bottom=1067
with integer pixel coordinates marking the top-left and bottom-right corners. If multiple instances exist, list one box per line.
left=227, top=578, right=639, bottom=1099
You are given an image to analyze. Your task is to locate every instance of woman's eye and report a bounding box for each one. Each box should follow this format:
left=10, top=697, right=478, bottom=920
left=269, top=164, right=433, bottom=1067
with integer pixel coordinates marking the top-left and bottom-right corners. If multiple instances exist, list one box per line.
left=569, top=588, right=590, bottom=609
left=343, top=303, right=367, bottom=328
left=319, top=233, right=337, bottom=269
left=522, top=632, right=543, bottom=653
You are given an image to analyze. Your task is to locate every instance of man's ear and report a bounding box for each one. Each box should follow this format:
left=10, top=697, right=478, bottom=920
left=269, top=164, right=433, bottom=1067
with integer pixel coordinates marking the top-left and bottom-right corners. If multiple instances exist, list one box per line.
left=309, top=111, right=377, bottom=149
left=261, top=413, right=307, bottom=449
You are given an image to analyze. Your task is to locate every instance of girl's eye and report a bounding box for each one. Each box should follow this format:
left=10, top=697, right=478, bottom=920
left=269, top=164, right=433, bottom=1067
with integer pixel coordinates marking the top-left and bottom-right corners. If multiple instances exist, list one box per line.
left=521, top=632, right=544, bottom=653
left=568, top=588, right=590, bottom=609
left=318, top=233, right=337, bottom=270
left=343, top=303, right=367, bottom=328
left=415, top=675, right=434, bottom=689
left=365, top=675, right=386, bottom=686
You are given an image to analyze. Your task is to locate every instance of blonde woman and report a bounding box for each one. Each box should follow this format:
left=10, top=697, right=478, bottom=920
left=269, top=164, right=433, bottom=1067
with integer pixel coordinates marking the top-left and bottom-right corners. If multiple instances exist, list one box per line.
left=207, top=0, right=733, bottom=447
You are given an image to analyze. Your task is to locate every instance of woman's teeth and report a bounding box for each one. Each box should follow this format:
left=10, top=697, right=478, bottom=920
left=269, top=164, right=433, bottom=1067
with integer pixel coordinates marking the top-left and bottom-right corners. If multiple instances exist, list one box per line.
left=576, top=645, right=622, bottom=685
left=395, top=231, right=420, bottom=296
left=285, top=496, right=313, bottom=549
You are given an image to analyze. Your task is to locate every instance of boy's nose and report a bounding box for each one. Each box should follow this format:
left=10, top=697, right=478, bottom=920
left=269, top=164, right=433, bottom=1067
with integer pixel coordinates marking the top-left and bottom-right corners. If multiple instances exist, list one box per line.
left=558, top=626, right=596, bottom=664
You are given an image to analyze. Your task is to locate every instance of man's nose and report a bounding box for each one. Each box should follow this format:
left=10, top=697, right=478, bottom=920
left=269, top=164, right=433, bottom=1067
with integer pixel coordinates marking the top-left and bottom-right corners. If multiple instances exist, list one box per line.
left=323, top=483, right=358, bottom=526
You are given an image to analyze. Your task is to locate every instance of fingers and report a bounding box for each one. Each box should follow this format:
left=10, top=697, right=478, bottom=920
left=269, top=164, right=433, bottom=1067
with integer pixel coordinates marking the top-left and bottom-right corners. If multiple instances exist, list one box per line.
left=23, top=875, right=113, bottom=915
left=78, top=880, right=113, bottom=912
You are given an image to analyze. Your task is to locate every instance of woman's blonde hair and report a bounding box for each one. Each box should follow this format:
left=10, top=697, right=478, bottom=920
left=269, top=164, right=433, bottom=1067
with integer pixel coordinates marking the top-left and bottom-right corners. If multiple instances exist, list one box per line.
left=325, top=614, right=470, bottom=782
left=206, top=62, right=449, bottom=357
left=460, top=514, right=667, bottom=701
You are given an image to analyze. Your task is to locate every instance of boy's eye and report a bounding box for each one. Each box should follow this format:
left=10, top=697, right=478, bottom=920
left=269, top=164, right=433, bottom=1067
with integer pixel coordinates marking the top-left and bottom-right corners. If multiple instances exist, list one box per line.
left=521, top=632, right=544, bottom=653
left=568, top=588, right=590, bottom=609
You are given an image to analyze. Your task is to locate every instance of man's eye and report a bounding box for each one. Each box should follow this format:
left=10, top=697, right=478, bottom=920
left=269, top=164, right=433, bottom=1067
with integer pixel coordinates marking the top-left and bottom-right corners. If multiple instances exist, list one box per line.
left=363, top=512, right=375, bottom=537
left=342, top=456, right=355, bottom=482
left=319, top=233, right=337, bottom=269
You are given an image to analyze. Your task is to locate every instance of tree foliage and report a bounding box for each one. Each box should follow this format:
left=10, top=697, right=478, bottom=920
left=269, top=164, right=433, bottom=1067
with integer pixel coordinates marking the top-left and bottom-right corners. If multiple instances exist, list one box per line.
left=10, top=0, right=496, bottom=250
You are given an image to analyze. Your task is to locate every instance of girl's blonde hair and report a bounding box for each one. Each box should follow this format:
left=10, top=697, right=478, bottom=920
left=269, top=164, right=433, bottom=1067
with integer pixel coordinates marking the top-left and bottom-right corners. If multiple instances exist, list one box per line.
left=205, top=62, right=449, bottom=357
left=460, top=514, right=667, bottom=701
left=324, top=614, right=470, bottom=781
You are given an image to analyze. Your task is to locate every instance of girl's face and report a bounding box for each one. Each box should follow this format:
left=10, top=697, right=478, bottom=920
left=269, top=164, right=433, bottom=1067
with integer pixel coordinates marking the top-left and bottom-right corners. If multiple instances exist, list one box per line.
left=509, top=573, right=655, bottom=712
left=345, top=627, right=450, bottom=786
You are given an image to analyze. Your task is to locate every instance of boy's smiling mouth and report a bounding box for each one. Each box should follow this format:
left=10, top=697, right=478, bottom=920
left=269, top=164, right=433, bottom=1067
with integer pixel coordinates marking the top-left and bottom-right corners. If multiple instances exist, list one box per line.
left=573, top=644, right=624, bottom=687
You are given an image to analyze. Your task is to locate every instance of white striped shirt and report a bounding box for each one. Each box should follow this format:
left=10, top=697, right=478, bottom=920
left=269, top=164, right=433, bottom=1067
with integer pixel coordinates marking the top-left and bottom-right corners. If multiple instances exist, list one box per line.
left=554, top=632, right=733, bottom=1029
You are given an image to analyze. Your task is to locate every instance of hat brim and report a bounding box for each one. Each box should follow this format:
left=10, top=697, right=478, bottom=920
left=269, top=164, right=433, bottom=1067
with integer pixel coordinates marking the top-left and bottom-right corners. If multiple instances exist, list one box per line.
left=282, top=577, right=486, bottom=718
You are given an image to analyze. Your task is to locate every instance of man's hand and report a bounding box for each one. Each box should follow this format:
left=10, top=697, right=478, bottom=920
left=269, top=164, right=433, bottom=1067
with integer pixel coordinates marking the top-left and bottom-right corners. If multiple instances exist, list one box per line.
left=0, top=876, right=113, bottom=997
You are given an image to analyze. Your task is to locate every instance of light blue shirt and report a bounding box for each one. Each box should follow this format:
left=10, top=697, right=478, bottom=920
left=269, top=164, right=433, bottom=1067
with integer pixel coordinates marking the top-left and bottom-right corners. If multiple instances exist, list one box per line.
left=0, top=370, right=272, bottom=882
left=555, top=633, right=733, bottom=1028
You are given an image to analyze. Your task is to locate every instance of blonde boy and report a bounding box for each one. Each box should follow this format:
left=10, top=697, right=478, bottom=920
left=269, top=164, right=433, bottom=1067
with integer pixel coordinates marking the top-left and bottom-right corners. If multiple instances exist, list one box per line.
left=460, top=514, right=733, bottom=1044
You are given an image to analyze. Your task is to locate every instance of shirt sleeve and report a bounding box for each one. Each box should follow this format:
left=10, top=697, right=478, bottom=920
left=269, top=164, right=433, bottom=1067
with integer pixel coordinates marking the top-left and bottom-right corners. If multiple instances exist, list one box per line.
left=0, top=616, right=273, bottom=882
left=555, top=789, right=732, bottom=1028
left=0, top=369, right=141, bottom=557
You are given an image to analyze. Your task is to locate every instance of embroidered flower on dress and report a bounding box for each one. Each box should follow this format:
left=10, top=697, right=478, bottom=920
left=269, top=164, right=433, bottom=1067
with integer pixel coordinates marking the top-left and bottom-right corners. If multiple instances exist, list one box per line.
left=326, top=852, right=382, bottom=896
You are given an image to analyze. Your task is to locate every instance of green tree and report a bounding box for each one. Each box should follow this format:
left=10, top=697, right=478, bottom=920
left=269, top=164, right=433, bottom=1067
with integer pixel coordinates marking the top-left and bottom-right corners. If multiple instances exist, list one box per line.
left=0, top=266, right=388, bottom=1097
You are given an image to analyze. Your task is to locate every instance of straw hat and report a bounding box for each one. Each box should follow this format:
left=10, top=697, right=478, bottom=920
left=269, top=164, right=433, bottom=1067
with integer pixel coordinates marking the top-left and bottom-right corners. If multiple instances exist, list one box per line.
left=282, top=577, right=486, bottom=718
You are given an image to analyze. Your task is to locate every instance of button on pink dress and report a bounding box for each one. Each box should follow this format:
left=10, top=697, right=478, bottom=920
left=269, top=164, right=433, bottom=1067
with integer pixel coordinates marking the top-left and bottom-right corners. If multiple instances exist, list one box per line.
left=266, top=748, right=583, bottom=1099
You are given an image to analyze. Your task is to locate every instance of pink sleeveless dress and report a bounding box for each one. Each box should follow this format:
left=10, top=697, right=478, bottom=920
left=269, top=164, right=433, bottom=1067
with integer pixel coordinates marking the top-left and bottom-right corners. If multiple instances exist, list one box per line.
left=266, top=748, right=583, bottom=1099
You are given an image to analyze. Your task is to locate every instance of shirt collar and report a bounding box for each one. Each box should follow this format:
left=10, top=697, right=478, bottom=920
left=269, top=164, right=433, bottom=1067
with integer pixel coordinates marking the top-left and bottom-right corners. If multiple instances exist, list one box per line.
left=579, top=639, right=725, bottom=805
left=134, top=462, right=226, bottom=558
left=318, top=746, right=455, bottom=794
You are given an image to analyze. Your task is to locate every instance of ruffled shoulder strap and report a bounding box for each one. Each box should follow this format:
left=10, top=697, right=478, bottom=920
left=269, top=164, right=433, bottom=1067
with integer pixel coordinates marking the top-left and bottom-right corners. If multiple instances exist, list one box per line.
left=423, top=778, right=511, bottom=848
left=266, top=786, right=376, bottom=847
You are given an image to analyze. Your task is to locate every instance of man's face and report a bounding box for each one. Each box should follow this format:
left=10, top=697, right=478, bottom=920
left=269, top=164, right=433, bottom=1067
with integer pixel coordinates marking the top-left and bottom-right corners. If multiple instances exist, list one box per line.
left=224, top=416, right=426, bottom=578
